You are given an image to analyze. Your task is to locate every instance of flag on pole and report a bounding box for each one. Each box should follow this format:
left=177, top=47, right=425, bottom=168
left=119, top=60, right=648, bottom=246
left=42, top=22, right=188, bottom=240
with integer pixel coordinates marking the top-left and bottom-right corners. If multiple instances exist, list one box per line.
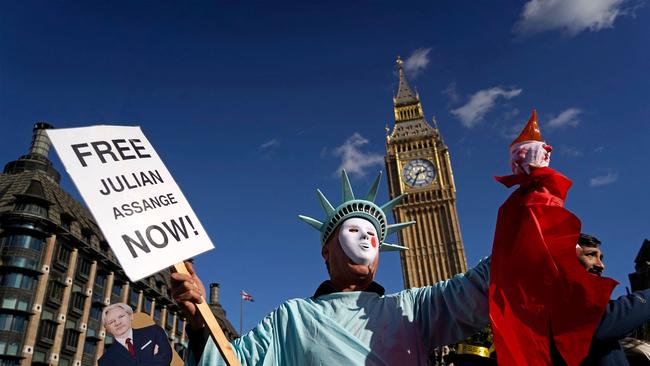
left=241, top=290, right=254, bottom=302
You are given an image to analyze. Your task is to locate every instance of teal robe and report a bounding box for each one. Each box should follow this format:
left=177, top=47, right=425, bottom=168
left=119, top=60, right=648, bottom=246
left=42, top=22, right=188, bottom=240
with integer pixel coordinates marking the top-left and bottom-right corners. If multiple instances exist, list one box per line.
left=189, top=258, right=490, bottom=366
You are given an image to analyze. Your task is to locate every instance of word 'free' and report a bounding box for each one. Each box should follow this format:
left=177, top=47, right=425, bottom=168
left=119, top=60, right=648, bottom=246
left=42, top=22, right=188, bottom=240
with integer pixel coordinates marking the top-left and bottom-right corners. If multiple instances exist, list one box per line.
left=71, top=139, right=151, bottom=167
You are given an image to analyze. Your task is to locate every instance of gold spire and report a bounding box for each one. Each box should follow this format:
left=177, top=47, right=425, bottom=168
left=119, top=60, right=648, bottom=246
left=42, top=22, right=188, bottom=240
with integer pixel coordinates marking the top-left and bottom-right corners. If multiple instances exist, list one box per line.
left=393, top=56, right=424, bottom=123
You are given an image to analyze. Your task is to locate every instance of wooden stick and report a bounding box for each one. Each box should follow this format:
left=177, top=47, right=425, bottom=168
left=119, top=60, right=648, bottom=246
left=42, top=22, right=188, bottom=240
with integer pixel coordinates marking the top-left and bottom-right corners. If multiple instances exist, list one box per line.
left=173, top=262, right=241, bottom=366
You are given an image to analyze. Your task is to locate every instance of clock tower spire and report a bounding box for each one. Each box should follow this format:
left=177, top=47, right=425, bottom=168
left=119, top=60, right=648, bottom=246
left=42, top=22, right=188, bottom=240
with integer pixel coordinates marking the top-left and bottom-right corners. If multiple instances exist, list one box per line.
left=393, top=56, right=424, bottom=122
left=385, top=57, right=468, bottom=288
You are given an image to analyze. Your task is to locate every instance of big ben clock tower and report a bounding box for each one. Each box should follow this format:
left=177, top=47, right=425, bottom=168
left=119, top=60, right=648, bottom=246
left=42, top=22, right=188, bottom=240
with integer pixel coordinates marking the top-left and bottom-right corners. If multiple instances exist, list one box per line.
left=385, top=57, right=468, bottom=288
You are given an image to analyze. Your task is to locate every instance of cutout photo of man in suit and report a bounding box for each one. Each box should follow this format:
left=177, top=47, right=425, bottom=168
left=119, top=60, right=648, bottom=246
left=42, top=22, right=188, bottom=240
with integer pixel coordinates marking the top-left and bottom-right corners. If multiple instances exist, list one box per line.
left=98, top=303, right=172, bottom=366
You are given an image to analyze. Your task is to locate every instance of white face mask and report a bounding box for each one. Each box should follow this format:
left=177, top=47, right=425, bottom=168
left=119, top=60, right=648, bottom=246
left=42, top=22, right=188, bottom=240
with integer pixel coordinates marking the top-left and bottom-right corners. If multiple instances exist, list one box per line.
left=338, top=217, right=379, bottom=266
left=510, top=140, right=552, bottom=175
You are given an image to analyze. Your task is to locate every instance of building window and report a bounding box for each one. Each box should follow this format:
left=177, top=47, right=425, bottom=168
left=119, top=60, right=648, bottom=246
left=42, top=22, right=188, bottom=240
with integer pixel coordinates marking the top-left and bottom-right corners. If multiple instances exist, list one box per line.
left=86, top=326, right=97, bottom=339
left=112, top=281, right=122, bottom=297
left=63, top=329, right=79, bottom=351
left=89, top=305, right=102, bottom=321
left=60, top=214, right=73, bottom=231
left=1, top=255, right=39, bottom=270
left=143, top=297, right=152, bottom=314
left=77, top=258, right=91, bottom=279
left=14, top=201, right=48, bottom=216
left=0, top=313, right=27, bottom=332
left=95, top=273, right=106, bottom=288
left=32, top=350, right=47, bottom=363
left=0, top=272, right=36, bottom=290
left=153, top=306, right=161, bottom=322
left=70, top=292, right=86, bottom=314
left=46, top=280, right=65, bottom=305
left=65, top=318, right=78, bottom=330
left=54, top=243, right=72, bottom=266
left=83, top=339, right=96, bottom=356
left=166, top=312, right=174, bottom=331
left=93, top=275, right=106, bottom=304
left=0, top=341, right=20, bottom=358
left=41, top=310, right=55, bottom=321
left=0, top=234, right=44, bottom=251
left=128, top=289, right=139, bottom=308
left=38, top=320, right=57, bottom=344
left=0, top=297, right=29, bottom=311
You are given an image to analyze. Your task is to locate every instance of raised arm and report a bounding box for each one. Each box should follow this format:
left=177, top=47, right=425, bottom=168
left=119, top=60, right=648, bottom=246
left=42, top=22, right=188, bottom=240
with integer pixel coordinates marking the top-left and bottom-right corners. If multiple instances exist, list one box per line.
left=404, top=257, right=491, bottom=347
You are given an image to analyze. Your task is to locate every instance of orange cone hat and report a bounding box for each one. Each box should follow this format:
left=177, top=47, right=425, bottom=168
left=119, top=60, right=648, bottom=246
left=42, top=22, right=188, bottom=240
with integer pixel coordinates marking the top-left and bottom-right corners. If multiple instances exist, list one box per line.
left=511, top=110, right=542, bottom=146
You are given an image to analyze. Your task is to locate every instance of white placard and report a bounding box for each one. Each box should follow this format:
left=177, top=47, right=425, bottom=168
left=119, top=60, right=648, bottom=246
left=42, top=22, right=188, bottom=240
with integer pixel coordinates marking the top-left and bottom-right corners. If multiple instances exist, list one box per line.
left=47, top=126, right=214, bottom=281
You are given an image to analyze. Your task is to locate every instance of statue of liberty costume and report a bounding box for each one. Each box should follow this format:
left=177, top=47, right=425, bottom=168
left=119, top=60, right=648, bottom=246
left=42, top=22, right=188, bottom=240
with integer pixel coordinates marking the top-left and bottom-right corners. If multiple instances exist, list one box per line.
left=186, top=171, right=490, bottom=366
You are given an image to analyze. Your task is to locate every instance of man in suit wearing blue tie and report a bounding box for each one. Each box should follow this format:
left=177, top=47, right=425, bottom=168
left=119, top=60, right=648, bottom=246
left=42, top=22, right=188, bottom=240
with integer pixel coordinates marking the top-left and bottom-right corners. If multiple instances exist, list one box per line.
left=98, top=302, right=172, bottom=366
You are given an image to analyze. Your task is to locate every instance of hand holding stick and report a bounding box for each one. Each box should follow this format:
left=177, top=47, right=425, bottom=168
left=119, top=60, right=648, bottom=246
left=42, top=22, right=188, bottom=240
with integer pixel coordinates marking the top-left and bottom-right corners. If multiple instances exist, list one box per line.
left=171, top=261, right=241, bottom=366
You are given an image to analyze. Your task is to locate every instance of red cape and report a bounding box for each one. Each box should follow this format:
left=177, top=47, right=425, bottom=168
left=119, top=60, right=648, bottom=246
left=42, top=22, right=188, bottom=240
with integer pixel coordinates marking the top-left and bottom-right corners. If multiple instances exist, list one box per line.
left=489, top=167, right=617, bottom=366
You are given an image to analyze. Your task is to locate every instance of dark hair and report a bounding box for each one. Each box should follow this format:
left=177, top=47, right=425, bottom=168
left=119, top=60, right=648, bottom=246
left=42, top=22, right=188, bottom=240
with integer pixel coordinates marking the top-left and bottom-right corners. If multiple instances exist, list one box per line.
left=578, top=233, right=601, bottom=248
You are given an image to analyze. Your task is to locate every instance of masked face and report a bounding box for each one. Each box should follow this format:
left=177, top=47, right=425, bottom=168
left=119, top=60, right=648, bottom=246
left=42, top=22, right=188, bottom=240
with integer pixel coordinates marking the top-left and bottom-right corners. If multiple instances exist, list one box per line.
left=338, top=217, right=379, bottom=266
left=510, top=140, right=552, bottom=175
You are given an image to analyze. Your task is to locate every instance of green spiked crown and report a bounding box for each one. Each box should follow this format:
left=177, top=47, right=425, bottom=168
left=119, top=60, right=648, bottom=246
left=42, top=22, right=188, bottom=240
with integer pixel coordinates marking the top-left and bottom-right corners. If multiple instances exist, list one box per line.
left=298, top=170, right=415, bottom=252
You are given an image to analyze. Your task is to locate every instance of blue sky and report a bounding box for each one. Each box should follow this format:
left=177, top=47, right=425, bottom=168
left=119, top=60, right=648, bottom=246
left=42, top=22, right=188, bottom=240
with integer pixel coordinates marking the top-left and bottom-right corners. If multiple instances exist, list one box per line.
left=1, top=1, right=648, bottom=333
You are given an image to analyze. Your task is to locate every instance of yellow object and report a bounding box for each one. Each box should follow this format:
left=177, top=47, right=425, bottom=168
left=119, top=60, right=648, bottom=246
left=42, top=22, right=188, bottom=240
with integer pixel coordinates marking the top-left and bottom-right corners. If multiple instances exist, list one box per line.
left=457, top=343, right=491, bottom=358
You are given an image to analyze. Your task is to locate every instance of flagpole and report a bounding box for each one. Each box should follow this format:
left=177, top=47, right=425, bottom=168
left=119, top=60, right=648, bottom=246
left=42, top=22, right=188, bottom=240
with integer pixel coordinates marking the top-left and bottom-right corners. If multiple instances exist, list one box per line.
left=240, top=290, right=243, bottom=336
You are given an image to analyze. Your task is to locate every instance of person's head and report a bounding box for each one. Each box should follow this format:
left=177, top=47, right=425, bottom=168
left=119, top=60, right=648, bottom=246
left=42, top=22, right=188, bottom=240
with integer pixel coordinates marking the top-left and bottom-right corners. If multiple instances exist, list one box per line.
left=576, top=233, right=605, bottom=276
left=321, top=217, right=381, bottom=289
left=299, top=171, right=415, bottom=289
left=102, top=303, right=134, bottom=338
left=509, top=110, right=552, bottom=175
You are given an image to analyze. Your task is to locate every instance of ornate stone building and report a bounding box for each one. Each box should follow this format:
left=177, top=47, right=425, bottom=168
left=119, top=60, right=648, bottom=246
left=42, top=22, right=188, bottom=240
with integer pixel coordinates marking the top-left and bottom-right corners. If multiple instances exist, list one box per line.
left=0, top=123, right=236, bottom=366
left=385, top=58, right=468, bottom=288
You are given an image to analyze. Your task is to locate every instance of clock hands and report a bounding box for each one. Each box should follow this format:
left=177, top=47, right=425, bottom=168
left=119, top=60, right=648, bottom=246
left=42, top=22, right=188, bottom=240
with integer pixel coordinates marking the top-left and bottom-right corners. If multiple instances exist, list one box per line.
left=410, top=166, right=425, bottom=186
left=404, top=159, right=435, bottom=187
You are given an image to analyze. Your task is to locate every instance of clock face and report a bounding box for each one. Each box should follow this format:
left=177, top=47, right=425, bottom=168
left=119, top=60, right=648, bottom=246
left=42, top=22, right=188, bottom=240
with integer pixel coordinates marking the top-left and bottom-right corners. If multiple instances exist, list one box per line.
left=402, top=159, right=436, bottom=188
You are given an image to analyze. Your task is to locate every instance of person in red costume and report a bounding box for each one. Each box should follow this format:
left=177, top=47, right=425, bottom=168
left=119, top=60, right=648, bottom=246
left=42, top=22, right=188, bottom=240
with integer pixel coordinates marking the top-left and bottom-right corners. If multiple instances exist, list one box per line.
left=489, top=110, right=618, bottom=366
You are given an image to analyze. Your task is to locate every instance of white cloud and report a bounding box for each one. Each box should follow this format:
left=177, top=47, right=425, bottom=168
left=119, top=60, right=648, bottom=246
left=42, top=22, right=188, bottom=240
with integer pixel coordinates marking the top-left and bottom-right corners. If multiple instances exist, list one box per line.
left=451, top=87, right=523, bottom=128
left=333, top=133, right=384, bottom=177
left=514, top=0, right=632, bottom=37
left=403, top=48, right=431, bottom=77
left=547, top=108, right=582, bottom=128
left=259, top=138, right=280, bottom=150
left=590, top=171, right=618, bottom=187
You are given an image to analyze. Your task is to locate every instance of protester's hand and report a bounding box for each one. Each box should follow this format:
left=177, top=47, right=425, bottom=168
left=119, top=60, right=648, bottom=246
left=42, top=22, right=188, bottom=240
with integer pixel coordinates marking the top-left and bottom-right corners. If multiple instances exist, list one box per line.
left=170, top=261, right=206, bottom=330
